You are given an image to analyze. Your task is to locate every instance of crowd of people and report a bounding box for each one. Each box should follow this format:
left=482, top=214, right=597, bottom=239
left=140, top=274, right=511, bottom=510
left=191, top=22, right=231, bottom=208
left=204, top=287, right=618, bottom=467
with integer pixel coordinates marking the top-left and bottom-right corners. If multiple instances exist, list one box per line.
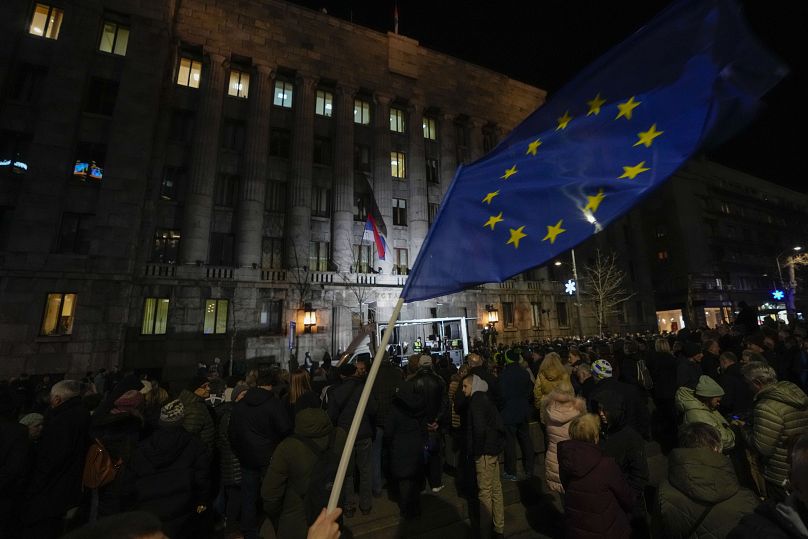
left=1, top=318, right=808, bottom=539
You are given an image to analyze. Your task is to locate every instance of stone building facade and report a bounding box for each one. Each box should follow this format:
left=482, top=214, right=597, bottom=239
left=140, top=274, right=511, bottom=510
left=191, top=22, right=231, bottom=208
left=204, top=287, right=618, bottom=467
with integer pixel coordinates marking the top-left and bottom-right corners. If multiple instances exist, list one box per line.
left=0, top=0, right=660, bottom=380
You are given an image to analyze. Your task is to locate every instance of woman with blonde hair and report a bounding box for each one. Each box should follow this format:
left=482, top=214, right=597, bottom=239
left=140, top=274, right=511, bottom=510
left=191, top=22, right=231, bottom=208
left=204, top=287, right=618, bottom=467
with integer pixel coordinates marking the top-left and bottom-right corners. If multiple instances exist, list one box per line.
left=534, top=352, right=571, bottom=409
left=283, top=368, right=320, bottom=423
left=541, top=378, right=586, bottom=493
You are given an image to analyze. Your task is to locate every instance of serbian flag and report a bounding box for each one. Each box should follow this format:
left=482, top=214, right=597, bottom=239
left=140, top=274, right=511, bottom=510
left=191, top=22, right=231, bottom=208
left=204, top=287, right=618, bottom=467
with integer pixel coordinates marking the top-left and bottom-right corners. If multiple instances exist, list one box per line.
left=361, top=177, right=389, bottom=260
left=364, top=218, right=389, bottom=260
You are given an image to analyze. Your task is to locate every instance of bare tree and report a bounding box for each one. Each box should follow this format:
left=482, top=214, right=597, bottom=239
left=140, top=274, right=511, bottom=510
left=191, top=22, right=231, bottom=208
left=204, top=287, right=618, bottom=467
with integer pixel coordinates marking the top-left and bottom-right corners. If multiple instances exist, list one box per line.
left=289, top=243, right=312, bottom=310
left=336, top=234, right=375, bottom=326
left=583, top=250, right=636, bottom=335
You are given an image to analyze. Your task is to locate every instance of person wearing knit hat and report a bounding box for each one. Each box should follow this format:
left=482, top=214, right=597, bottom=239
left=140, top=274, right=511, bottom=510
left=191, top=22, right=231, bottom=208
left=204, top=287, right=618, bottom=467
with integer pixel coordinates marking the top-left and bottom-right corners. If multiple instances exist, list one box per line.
left=674, top=375, right=734, bottom=452
left=159, top=399, right=185, bottom=426
left=591, top=359, right=613, bottom=380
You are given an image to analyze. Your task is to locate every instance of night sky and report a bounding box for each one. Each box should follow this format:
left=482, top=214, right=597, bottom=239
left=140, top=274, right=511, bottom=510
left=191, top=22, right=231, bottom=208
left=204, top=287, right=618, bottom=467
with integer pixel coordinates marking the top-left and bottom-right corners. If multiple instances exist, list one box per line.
left=288, top=0, right=806, bottom=193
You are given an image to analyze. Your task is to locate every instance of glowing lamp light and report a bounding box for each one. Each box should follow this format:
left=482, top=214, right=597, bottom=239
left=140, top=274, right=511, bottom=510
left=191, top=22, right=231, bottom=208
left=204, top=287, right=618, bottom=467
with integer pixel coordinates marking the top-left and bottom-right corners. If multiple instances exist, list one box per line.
left=485, top=304, right=499, bottom=325
left=565, top=279, right=577, bottom=295
left=303, top=304, right=317, bottom=327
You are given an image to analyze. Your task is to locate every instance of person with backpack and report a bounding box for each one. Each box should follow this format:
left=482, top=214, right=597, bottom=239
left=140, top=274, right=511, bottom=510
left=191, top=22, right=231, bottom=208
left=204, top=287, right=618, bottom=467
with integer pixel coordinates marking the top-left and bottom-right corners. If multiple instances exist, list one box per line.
left=463, top=373, right=506, bottom=539
left=262, top=408, right=339, bottom=539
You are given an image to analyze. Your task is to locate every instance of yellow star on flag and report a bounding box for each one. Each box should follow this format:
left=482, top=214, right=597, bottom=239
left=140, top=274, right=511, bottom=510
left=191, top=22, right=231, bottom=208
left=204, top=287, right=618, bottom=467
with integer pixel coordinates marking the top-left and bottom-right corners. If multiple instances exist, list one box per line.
left=615, top=96, right=641, bottom=120
left=634, top=123, right=664, bottom=147
left=586, top=94, right=606, bottom=116
left=526, top=139, right=542, bottom=156
left=542, top=220, right=566, bottom=244
left=619, top=161, right=650, bottom=180
left=506, top=226, right=527, bottom=248
left=556, top=111, right=572, bottom=130
left=484, top=212, right=504, bottom=231
left=500, top=165, right=518, bottom=180
left=584, top=189, right=605, bottom=213
left=482, top=190, right=500, bottom=204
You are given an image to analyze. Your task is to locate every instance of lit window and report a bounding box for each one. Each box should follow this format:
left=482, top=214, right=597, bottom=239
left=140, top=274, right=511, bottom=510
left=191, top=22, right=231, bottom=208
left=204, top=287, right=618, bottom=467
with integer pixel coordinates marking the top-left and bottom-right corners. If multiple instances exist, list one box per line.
left=176, top=57, right=201, bottom=88
left=354, top=98, right=370, bottom=125
left=423, top=117, right=437, bottom=140
left=228, top=69, right=250, bottom=98
left=531, top=302, right=542, bottom=328
left=99, top=21, right=129, bottom=56
left=40, top=293, right=76, bottom=336
left=0, top=131, right=31, bottom=175
left=657, top=250, right=669, bottom=261
left=142, top=298, right=169, bottom=335
left=391, top=151, right=406, bottom=179
left=309, top=241, right=329, bottom=272
left=393, top=198, right=407, bottom=226
left=395, top=248, right=408, bottom=275
left=151, top=229, right=180, bottom=263
left=315, top=90, right=333, bottom=117
left=390, top=107, right=405, bottom=133
left=73, top=142, right=106, bottom=182
left=160, top=166, right=185, bottom=201
left=203, top=299, right=228, bottom=334
left=29, top=4, right=63, bottom=40
left=273, top=80, right=293, bottom=108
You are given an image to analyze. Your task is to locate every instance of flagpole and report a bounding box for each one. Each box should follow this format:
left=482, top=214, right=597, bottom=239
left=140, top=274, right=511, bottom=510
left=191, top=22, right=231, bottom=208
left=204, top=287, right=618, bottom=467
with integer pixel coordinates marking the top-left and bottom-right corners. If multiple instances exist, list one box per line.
left=327, top=296, right=405, bottom=513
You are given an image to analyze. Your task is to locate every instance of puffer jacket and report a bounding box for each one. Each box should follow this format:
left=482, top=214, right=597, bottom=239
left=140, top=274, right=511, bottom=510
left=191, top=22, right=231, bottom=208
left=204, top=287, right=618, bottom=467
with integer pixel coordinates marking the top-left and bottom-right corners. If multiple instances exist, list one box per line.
left=262, top=409, right=334, bottom=539
left=534, top=362, right=570, bottom=409
left=658, top=447, right=759, bottom=538
left=541, top=390, right=585, bottom=493
left=746, top=381, right=808, bottom=488
left=675, top=386, right=735, bottom=452
left=177, top=389, right=215, bottom=450
left=558, top=439, right=635, bottom=539
left=728, top=496, right=808, bottom=539
left=216, top=402, right=241, bottom=486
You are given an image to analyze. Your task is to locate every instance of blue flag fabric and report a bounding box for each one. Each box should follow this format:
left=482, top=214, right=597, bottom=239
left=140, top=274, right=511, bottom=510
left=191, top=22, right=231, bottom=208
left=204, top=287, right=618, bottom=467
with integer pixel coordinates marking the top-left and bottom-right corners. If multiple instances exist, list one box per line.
left=400, top=0, right=785, bottom=303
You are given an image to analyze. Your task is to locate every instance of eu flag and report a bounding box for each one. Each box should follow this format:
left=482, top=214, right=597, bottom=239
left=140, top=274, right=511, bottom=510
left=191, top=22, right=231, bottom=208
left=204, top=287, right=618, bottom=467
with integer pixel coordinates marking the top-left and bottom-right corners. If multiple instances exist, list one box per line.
left=401, top=0, right=785, bottom=303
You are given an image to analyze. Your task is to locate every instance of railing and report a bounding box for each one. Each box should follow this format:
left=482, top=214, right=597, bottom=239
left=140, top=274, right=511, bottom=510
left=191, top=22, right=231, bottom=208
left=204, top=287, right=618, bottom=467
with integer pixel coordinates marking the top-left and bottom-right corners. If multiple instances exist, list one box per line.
left=206, top=266, right=234, bottom=280
left=144, top=263, right=176, bottom=277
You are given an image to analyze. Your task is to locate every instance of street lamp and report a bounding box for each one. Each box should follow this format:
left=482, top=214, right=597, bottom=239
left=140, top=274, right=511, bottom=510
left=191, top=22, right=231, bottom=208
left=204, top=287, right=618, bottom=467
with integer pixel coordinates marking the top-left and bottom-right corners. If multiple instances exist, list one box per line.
left=303, top=303, right=317, bottom=333
left=485, top=304, right=499, bottom=325
left=775, top=246, right=802, bottom=323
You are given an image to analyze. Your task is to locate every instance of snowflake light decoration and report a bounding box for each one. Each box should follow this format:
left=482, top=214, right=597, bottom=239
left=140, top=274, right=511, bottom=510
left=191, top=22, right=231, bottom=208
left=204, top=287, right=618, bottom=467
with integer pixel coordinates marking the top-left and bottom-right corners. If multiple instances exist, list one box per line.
left=565, top=279, right=577, bottom=295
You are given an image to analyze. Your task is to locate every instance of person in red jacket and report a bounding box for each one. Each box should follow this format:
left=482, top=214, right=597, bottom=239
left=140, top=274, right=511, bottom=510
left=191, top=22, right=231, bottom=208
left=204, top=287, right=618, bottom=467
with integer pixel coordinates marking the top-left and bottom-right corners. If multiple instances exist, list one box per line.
left=558, top=413, right=635, bottom=539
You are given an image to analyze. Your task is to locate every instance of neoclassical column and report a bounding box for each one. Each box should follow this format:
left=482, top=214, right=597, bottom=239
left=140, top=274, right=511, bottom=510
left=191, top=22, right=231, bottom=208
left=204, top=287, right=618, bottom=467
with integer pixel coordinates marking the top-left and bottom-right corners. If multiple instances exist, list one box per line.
left=331, top=84, right=357, bottom=273
left=284, top=74, right=317, bottom=269
left=180, top=52, right=226, bottom=264
left=469, top=117, right=486, bottom=162
left=407, top=102, right=428, bottom=264
left=235, top=64, right=272, bottom=268
left=439, top=112, right=457, bottom=197
left=372, top=93, right=393, bottom=274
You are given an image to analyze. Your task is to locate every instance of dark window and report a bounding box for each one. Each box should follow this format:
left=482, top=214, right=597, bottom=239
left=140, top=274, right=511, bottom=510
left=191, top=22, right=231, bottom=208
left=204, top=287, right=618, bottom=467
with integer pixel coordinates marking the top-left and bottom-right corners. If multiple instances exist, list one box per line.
left=502, top=302, right=515, bottom=328
left=73, top=142, right=106, bottom=182
left=313, top=136, right=332, bottom=165
left=428, top=203, right=439, bottom=225
left=160, top=167, right=185, bottom=201
left=354, top=144, right=371, bottom=173
left=151, top=229, right=180, bottom=263
left=269, top=128, right=291, bottom=158
left=260, top=298, right=283, bottom=334
left=556, top=302, right=569, bottom=327
left=266, top=181, right=286, bottom=212
left=312, top=186, right=331, bottom=217
left=169, top=109, right=195, bottom=144
left=483, top=129, right=497, bottom=153
left=57, top=212, right=93, bottom=254
left=262, top=236, right=283, bottom=268
left=209, top=233, right=234, bottom=265
left=636, top=301, right=645, bottom=322
left=354, top=192, right=368, bottom=221
left=221, top=120, right=245, bottom=152
left=393, top=198, right=407, bottom=226
left=84, top=78, right=119, bottom=116
left=455, top=122, right=470, bottom=164
left=214, top=174, right=239, bottom=207
left=9, top=63, right=47, bottom=103
left=353, top=244, right=372, bottom=273
left=426, top=158, right=440, bottom=184
left=309, top=241, right=329, bottom=272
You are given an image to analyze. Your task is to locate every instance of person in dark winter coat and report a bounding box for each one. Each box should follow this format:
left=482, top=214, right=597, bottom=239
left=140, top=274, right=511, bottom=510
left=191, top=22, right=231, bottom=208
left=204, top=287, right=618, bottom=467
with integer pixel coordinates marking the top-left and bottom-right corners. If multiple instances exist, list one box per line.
left=384, top=383, right=427, bottom=518
left=499, top=351, right=535, bottom=480
left=123, top=400, right=210, bottom=539
left=589, top=360, right=650, bottom=439
left=216, top=383, right=248, bottom=535
left=702, top=340, right=722, bottom=382
left=328, top=364, right=378, bottom=517
left=178, top=376, right=215, bottom=450
left=728, top=433, right=808, bottom=539
left=467, top=353, right=502, bottom=408
left=411, top=355, right=449, bottom=491
left=23, top=380, right=91, bottom=538
left=649, top=338, right=680, bottom=450
left=262, top=408, right=336, bottom=539
left=464, top=374, right=506, bottom=539
left=718, top=352, right=754, bottom=417
left=677, top=342, right=704, bottom=390
left=596, top=389, right=649, bottom=527
left=0, top=386, right=30, bottom=538
left=658, top=422, right=759, bottom=539
left=228, top=369, right=292, bottom=539
left=371, top=355, right=403, bottom=497
left=558, top=413, right=635, bottom=539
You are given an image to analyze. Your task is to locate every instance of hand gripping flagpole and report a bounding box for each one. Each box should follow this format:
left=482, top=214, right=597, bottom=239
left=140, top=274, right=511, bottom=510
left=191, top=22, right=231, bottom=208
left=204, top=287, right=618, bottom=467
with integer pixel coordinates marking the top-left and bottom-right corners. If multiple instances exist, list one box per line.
left=327, top=297, right=405, bottom=513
